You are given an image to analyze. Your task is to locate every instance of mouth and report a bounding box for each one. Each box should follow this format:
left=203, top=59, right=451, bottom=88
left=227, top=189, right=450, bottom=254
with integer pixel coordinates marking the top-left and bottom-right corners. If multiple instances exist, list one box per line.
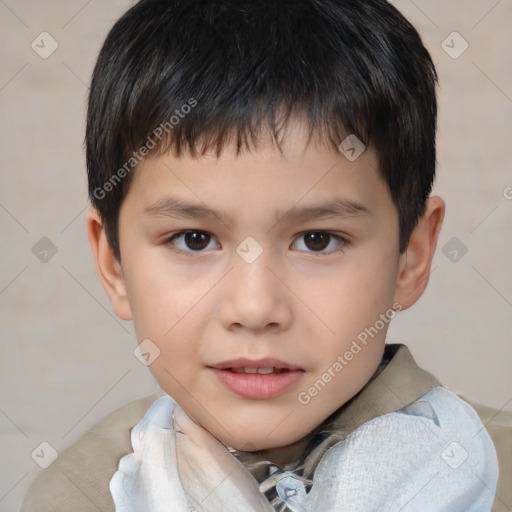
left=208, top=358, right=305, bottom=399
left=223, top=367, right=293, bottom=374
left=210, top=357, right=303, bottom=372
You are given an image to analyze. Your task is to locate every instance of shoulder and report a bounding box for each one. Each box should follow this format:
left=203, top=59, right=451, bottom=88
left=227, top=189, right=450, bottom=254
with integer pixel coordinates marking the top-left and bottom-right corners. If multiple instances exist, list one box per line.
left=311, top=387, right=498, bottom=512
left=463, top=396, right=512, bottom=512
left=20, top=392, right=163, bottom=512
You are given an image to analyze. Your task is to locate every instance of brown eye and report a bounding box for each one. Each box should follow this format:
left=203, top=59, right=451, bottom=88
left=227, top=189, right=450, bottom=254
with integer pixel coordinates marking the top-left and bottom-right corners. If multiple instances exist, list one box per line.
left=292, top=231, right=347, bottom=254
left=170, top=230, right=218, bottom=252
left=183, top=231, right=210, bottom=250
left=303, top=232, right=331, bottom=251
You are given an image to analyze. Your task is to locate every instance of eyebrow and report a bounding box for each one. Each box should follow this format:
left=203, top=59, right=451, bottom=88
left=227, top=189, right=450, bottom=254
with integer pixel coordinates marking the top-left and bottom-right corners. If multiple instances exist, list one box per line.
left=143, top=196, right=371, bottom=226
left=275, top=199, right=371, bottom=226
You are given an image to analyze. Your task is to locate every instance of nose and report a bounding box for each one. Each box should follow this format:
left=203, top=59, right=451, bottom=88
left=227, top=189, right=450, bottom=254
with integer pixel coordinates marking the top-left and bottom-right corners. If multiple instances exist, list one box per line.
left=217, top=253, right=293, bottom=334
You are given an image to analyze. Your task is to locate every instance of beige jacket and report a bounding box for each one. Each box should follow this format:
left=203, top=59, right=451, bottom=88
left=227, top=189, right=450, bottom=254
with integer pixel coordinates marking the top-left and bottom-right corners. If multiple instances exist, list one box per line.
left=20, top=345, right=512, bottom=511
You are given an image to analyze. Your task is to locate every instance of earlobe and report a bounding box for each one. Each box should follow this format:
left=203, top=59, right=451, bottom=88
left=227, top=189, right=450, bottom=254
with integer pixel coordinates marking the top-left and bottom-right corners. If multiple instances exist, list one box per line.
left=393, top=196, right=445, bottom=310
left=86, top=208, right=132, bottom=321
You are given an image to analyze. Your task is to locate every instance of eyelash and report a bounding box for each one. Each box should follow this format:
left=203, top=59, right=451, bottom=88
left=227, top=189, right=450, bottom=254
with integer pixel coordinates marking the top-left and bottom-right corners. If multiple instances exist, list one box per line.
left=166, top=230, right=350, bottom=257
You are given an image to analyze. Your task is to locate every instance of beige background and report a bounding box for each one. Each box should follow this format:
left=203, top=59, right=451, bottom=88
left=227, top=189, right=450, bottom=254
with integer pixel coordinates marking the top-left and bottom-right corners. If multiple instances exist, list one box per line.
left=0, top=0, right=511, bottom=510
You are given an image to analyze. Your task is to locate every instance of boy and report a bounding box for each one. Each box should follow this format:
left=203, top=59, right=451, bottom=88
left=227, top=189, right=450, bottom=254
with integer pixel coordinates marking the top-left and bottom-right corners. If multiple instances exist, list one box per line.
left=21, top=0, right=502, bottom=510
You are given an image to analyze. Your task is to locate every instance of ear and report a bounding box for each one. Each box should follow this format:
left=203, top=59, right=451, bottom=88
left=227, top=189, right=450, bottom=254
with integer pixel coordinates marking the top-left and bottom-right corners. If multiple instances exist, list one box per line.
left=86, top=208, right=132, bottom=320
left=393, top=196, right=445, bottom=310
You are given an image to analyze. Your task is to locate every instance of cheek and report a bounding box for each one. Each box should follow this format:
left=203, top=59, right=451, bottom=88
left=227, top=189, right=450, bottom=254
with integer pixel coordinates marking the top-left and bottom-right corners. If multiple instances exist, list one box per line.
left=125, top=267, right=211, bottom=394
left=122, top=252, right=213, bottom=345
left=300, top=261, right=397, bottom=338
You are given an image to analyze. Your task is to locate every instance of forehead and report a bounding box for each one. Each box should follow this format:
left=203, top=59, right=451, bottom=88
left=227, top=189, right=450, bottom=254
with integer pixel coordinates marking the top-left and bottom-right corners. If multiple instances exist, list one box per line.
left=124, top=124, right=392, bottom=227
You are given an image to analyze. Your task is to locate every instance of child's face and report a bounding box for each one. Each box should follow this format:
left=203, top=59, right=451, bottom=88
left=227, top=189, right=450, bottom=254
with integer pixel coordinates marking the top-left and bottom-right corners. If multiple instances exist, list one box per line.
left=110, top=123, right=406, bottom=453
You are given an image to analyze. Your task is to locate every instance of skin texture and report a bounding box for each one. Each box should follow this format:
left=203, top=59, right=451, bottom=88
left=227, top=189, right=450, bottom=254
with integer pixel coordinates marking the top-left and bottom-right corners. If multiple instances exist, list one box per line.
left=87, top=122, right=444, bottom=467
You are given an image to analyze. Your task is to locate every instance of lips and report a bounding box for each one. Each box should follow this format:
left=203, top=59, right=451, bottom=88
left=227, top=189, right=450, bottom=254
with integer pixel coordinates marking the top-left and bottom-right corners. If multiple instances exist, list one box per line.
left=229, top=367, right=289, bottom=374
left=209, top=357, right=305, bottom=399
left=210, top=357, right=303, bottom=372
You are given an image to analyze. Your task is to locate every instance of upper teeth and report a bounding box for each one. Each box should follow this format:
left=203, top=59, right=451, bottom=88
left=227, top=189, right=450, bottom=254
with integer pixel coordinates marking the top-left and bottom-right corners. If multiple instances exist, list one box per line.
left=232, top=367, right=276, bottom=374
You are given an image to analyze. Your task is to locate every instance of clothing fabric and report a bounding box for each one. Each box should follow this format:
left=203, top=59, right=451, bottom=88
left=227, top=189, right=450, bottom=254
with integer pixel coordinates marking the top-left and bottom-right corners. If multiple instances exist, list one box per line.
left=20, top=344, right=510, bottom=512
left=109, top=387, right=498, bottom=512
